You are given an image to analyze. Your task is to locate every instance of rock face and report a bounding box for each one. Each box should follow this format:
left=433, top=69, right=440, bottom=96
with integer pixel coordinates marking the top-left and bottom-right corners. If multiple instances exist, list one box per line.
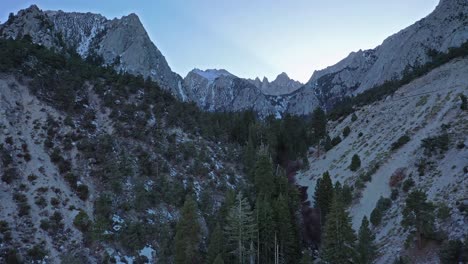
left=248, top=72, right=302, bottom=96
left=287, top=0, right=468, bottom=114
left=183, top=69, right=279, bottom=116
left=0, top=5, right=191, bottom=101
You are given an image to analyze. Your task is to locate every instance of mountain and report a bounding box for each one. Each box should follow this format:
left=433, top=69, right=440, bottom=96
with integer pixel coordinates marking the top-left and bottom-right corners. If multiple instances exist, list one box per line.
left=2, top=1, right=467, bottom=117
left=248, top=72, right=303, bottom=96
left=0, top=5, right=192, bottom=101
left=183, top=69, right=293, bottom=117
left=287, top=0, right=468, bottom=114
left=297, top=56, right=468, bottom=263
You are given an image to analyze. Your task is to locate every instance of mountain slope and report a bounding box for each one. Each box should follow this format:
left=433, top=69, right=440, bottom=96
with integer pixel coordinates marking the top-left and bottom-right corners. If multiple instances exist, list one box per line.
left=296, top=57, right=468, bottom=263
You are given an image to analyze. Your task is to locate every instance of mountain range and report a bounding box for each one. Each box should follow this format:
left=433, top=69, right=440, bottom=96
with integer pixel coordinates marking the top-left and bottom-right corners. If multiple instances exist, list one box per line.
left=2, top=0, right=467, bottom=117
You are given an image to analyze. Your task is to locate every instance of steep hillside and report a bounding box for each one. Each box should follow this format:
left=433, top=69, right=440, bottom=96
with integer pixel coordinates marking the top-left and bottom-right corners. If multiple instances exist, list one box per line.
left=0, top=38, right=314, bottom=263
left=297, top=57, right=468, bottom=263
left=0, top=39, right=250, bottom=263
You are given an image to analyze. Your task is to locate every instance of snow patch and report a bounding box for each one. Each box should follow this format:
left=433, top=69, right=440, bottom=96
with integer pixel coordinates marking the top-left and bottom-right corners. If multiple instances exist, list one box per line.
left=139, top=245, right=155, bottom=262
left=178, top=81, right=187, bottom=101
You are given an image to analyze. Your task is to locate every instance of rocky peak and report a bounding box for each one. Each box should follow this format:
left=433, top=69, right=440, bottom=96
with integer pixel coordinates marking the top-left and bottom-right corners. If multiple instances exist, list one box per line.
left=250, top=72, right=302, bottom=96
left=189, top=68, right=235, bottom=83
left=0, top=5, right=191, bottom=101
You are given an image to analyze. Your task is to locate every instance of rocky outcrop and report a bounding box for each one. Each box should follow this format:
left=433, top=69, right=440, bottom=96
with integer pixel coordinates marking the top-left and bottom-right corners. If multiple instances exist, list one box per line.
left=184, top=69, right=278, bottom=116
left=248, top=72, right=302, bottom=95
left=0, top=5, right=192, bottom=101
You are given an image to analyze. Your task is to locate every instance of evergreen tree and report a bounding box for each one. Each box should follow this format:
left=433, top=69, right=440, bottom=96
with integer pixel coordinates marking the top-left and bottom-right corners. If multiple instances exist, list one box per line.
left=213, top=254, right=225, bottom=264
left=341, top=184, right=353, bottom=207
left=350, top=154, right=361, bottom=171
left=274, top=194, right=297, bottom=263
left=311, top=107, right=327, bottom=141
left=355, top=216, right=377, bottom=264
left=320, top=196, right=357, bottom=263
left=225, top=192, right=257, bottom=264
left=343, top=126, right=351, bottom=137
left=460, top=93, right=467, bottom=110
left=254, top=152, right=274, bottom=197
left=314, top=171, right=334, bottom=225
left=256, top=194, right=274, bottom=264
left=244, top=125, right=257, bottom=180
left=206, top=224, right=224, bottom=264
left=174, top=195, right=201, bottom=264
left=334, top=181, right=342, bottom=199
left=401, top=190, right=435, bottom=248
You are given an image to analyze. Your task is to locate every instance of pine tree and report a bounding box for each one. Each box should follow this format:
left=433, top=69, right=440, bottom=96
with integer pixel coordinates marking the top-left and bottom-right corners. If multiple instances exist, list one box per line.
left=401, top=190, right=435, bottom=249
left=314, top=171, right=334, bottom=225
left=311, top=107, right=327, bottom=141
left=254, top=152, right=274, bottom=197
left=355, top=216, right=377, bottom=264
left=320, top=196, right=357, bottom=263
left=174, top=195, right=201, bottom=264
left=244, top=125, right=257, bottom=180
left=350, top=154, right=361, bottom=171
left=460, top=93, right=467, bottom=110
left=225, top=192, right=257, bottom=264
left=206, top=224, right=224, bottom=264
left=256, top=194, right=274, bottom=264
left=311, top=107, right=327, bottom=157
left=274, top=194, right=298, bottom=264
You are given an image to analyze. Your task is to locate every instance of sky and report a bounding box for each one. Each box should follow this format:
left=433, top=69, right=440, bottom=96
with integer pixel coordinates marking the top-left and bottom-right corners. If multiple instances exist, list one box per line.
left=0, top=1, right=439, bottom=83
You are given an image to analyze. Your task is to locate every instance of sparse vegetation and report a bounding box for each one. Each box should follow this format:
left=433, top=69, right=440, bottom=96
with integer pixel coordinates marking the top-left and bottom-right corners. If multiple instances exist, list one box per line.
left=391, top=135, right=411, bottom=150
left=370, top=196, right=392, bottom=226
left=402, top=178, right=415, bottom=192
left=343, top=126, right=351, bottom=137
left=460, top=93, right=467, bottom=110
left=74, top=210, right=92, bottom=232
left=350, top=154, right=361, bottom=171
left=421, top=133, right=450, bottom=156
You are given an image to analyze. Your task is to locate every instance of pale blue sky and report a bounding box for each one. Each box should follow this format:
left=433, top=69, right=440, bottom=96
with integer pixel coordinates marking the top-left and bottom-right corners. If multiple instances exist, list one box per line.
left=1, top=1, right=439, bottom=82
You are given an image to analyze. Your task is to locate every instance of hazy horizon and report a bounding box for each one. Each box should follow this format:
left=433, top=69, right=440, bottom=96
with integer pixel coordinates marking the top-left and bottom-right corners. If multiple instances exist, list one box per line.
left=1, top=0, right=439, bottom=82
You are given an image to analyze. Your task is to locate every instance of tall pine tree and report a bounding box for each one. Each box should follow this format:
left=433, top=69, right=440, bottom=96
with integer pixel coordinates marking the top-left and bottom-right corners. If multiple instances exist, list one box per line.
left=355, top=216, right=377, bottom=264
left=320, top=196, right=357, bottom=263
left=401, top=190, right=435, bottom=249
left=314, top=171, right=334, bottom=226
left=274, top=194, right=298, bottom=264
left=206, top=224, right=224, bottom=264
left=225, top=192, right=257, bottom=264
left=254, top=152, right=275, bottom=197
left=174, top=195, right=201, bottom=264
left=256, top=194, right=274, bottom=264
